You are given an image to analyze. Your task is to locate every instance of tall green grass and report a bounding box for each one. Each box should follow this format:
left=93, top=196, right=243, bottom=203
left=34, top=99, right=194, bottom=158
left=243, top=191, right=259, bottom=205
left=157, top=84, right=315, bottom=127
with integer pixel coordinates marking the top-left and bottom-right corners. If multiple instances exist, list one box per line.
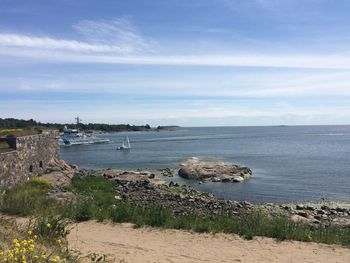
left=0, top=178, right=56, bottom=216
left=70, top=175, right=115, bottom=207
left=1, top=176, right=350, bottom=247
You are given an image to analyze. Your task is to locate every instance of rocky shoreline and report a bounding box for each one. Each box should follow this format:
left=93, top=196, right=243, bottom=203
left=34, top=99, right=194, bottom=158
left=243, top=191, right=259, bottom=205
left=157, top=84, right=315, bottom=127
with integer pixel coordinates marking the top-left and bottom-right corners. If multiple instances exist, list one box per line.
left=178, top=158, right=252, bottom=183
left=42, top=159, right=350, bottom=227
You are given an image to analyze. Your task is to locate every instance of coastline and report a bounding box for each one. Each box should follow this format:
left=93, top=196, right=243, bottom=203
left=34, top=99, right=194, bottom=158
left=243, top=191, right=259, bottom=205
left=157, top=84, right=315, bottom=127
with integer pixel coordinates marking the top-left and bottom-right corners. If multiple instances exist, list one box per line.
left=60, top=125, right=350, bottom=204
left=44, top=160, right=350, bottom=228
left=1, top=158, right=350, bottom=263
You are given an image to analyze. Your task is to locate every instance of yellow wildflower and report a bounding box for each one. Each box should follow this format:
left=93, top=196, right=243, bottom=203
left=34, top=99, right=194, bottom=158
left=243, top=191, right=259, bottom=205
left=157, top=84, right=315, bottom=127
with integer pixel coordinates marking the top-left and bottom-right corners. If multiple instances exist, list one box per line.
left=47, top=223, right=52, bottom=228
left=41, top=254, right=46, bottom=260
left=34, top=255, right=39, bottom=260
left=27, top=230, right=32, bottom=236
left=51, top=255, right=60, bottom=262
left=21, top=240, right=28, bottom=246
left=56, top=239, right=62, bottom=245
left=0, top=251, right=3, bottom=257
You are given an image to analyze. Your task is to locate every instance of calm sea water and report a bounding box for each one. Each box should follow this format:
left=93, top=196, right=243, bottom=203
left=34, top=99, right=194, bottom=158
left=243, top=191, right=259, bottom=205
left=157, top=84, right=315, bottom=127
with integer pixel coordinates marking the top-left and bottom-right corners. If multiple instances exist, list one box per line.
left=60, top=126, right=350, bottom=203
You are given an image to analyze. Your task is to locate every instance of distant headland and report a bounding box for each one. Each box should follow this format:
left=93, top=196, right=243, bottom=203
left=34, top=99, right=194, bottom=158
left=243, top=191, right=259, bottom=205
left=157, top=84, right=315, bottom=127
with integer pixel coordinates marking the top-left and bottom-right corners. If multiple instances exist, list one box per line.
left=0, top=118, right=179, bottom=137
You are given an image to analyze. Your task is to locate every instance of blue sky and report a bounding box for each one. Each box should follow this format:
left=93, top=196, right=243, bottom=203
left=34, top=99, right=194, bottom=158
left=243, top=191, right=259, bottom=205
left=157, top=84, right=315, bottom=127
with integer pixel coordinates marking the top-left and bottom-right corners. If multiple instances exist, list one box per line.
left=1, top=0, right=350, bottom=126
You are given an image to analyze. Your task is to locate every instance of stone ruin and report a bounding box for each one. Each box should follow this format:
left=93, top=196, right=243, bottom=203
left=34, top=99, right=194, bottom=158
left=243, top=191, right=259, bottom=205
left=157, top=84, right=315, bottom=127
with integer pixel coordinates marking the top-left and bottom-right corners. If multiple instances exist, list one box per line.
left=0, top=130, right=59, bottom=190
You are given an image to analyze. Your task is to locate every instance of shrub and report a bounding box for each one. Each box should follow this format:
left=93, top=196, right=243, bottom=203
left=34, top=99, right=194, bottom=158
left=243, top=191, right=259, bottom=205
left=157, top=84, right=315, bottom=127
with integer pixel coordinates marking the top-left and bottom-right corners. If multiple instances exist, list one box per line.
left=0, top=217, right=74, bottom=263
left=70, top=176, right=115, bottom=207
left=0, top=178, right=55, bottom=216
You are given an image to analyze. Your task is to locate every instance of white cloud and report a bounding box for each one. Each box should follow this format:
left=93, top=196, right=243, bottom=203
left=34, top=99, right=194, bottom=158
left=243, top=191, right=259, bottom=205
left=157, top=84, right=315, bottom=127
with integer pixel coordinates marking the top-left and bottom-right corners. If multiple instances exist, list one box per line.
left=1, top=46, right=350, bottom=70
left=0, top=33, right=124, bottom=52
left=0, top=18, right=153, bottom=53
left=3, top=67, right=350, bottom=99
left=73, top=17, right=152, bottom=53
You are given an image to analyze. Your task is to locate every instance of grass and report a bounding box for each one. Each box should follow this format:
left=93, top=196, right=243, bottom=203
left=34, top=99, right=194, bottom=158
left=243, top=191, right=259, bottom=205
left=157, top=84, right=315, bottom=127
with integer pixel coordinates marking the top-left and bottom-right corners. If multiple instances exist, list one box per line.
left=0, top=141, right=10, bottom=149
left=0, top=126, right=52, bottom=137
left=1, top=176, right=350, bottom=248
left=70, top=176, right=115, bottom=207
left=0, top=178, right=57, bottom=216
left=0, top=141, right=11, bottom=153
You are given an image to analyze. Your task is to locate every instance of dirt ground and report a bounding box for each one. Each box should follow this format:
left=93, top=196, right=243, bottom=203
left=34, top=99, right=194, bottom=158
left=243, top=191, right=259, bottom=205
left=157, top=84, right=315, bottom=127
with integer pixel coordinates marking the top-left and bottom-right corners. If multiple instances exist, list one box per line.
left=68, top=221, right=350, bottom=263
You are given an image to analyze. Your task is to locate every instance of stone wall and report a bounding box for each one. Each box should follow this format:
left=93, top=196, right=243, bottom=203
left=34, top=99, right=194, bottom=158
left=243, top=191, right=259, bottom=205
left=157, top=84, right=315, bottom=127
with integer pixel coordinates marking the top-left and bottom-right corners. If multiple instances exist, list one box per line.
left=0, top=131, right=59, bottom=190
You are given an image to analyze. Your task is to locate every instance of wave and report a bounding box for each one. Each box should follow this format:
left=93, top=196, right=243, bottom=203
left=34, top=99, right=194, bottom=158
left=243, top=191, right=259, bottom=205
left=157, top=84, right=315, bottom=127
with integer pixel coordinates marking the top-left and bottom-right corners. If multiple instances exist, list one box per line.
left=132, top=134, right=235, bottom=143
left=307, top=133, right=349, bottom=136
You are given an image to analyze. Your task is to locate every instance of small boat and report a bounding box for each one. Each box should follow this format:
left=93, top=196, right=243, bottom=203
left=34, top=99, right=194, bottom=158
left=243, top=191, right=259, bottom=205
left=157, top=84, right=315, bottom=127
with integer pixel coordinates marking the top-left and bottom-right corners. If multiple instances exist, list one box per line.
left=117, top=136, right=131, bottom=150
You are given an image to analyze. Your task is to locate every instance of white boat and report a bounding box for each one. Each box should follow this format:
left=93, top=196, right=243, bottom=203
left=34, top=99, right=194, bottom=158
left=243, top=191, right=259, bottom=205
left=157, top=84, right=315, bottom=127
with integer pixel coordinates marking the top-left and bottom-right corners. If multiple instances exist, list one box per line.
left=60, top=122, right=110, bottom=146
left=117, top=136, right=131, bottom=150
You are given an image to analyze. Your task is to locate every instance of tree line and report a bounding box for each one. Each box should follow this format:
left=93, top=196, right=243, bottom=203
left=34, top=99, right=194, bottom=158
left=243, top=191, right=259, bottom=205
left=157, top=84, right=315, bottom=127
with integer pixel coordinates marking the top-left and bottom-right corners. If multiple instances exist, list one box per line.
left=0, top=118, right=152, bottom=132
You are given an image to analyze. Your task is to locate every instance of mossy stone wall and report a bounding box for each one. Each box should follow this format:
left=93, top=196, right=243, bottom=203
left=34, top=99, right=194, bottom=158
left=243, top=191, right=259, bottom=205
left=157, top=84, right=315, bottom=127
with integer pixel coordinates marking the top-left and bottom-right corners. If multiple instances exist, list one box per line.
left=0, top=131, right=59, bottom=190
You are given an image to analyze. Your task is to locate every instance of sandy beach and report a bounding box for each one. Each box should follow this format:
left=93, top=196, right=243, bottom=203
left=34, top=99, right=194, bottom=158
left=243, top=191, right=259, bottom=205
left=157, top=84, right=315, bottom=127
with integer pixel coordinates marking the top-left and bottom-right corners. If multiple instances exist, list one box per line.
left=68, top=221, right=350, bottom=263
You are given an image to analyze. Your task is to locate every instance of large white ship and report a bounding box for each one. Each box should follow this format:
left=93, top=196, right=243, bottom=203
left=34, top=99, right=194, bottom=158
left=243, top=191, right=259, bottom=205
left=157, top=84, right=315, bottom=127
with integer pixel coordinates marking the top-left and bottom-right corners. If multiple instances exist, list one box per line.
left=59, top=117, right=110, bottom=146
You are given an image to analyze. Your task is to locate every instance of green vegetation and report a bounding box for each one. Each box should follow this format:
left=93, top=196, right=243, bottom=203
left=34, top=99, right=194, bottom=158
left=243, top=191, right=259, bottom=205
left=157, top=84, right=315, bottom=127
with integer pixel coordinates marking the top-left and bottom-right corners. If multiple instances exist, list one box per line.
left=0, top=178, right=56, bottom=216
left=0, top=141, right=10, bottom=149
left=78, top=123, right=151, bottom=132
left=70, top=175, right=115, bottom=206
left=1, top=176, right=350, bottom=248
left=0, top=118, right=152, bottom=134
left=0, top=118, right=38, bottom=129
left=0, top=217, right=75, bottom=263
left=0, top=127, right=48, bottom=137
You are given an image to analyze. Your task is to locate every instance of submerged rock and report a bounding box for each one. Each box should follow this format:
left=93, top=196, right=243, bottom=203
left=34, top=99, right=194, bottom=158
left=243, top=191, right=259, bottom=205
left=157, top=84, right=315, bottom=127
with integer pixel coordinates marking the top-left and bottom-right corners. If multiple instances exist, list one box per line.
left=178, top=159, right=252, bottom=183
left=160, top=168, right=174, bottom=177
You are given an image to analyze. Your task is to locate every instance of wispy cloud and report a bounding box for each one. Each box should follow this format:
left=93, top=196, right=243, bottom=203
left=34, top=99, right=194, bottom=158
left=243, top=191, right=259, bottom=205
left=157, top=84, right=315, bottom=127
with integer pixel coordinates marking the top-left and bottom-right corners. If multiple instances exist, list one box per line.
left=0, top=33, right=126, bottom=52
left=0, top=17, right=153, bottom=54
left=73, top=17, right=152, bottom=53
left=1, top=46, right=350, bottom=69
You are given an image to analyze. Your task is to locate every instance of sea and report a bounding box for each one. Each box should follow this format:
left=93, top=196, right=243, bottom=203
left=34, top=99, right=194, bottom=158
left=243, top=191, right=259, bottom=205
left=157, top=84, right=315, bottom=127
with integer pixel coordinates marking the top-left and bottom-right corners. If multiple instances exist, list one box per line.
left=60, top=125, right=350, bottom=204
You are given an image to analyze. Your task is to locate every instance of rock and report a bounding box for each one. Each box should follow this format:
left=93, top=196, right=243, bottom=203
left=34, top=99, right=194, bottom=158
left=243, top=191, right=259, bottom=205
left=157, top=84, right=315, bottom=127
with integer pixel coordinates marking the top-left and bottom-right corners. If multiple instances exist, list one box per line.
left=306, top=206, right=315, bottom=211
left=232, top=176, right=244, bottom=182
left=41, top=171, right=71, bottom=188
left=321, top=205, right=330, bottom=211
left=296, top=204, right=305, bottom=210
left=114, top=195, right=122, bottom=200
left=330, top=209, right=337, bottom=215
left=291, top=215, right=309, bottom=223
left=178, top=159, right=252, bottom=183
left=316, top=209, right=326, bottom=215
left=282, top=205, right=290, bottom=210
left=332, top=218, right=350, bottom=226
left=314, top=215, right=321, bottom=220
left=297, top=211, right=309, bottom=218
left=161, top=168, right=173, bottom=177
left=46, top=158, right=77, bottom=175
left=336, top=207, right=346, bottom=213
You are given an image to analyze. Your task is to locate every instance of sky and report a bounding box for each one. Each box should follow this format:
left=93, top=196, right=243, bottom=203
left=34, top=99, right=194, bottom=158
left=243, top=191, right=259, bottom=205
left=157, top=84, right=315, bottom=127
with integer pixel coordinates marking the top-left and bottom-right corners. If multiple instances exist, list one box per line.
left=1, top=0, right=350, bottom=126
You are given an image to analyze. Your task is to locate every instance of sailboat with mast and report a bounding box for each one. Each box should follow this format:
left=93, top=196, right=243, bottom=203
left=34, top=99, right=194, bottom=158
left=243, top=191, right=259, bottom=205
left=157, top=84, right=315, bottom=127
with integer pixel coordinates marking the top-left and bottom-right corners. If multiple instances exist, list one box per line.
left=117, top=136, right=131, bottom=150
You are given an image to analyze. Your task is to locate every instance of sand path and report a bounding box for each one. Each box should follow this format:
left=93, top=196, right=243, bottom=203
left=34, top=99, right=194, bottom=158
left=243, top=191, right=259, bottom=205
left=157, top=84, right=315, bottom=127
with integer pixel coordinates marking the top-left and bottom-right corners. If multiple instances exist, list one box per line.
left=68, top=221, right=350, bottom=263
